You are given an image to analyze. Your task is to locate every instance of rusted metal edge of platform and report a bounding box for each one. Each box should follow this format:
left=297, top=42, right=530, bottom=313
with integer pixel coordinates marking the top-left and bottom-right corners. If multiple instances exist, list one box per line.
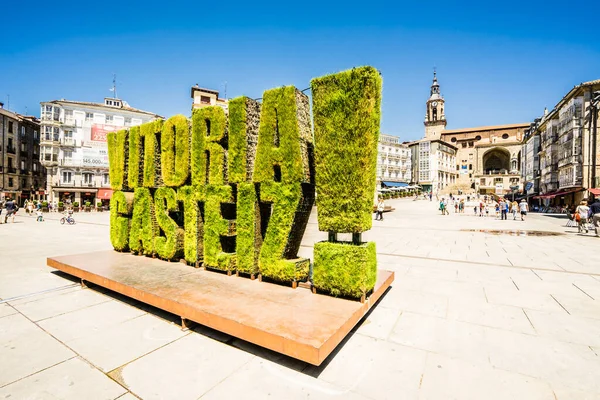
left=47, top=251, right=394, bottom=366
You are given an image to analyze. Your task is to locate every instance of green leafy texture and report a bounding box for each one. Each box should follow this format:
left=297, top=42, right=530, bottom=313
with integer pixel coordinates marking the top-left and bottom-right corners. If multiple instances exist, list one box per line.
left=253, top=86, right=311, bottom=184
left=154, top=187, right=185, bottom=260
left=140, top=120, right=164, bottom=187
left=228, top=97, right=261, bottom=183
left=177, top=186, right=205, bottom=265
left=258, top=181, right=308, bottom=282
left=204, top=184, right=236, bottom=272
left=127, top=125, right=142, bottom=189
left=161, top=115, right=190, bottom=187
left=313, top=241, right=377, bottom=299
left=129, top=188, right=158, bottom=255
left=311, top=66, right=382, bottom=233
left=109, top=191, right=134, bottom=251
left=107, top=129, right=128, bottom=191
left=191, top=106, right=227, bottom=187
left=236, top=182, right=261, bottom=275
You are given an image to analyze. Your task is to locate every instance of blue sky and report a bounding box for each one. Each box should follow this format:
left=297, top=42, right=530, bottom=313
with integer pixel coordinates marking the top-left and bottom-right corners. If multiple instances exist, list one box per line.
left=1, top=0, right=599, bottom=141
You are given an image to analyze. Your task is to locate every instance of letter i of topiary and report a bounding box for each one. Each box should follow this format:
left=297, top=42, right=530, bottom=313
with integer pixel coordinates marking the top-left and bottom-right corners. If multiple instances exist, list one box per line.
left=311, top=66, right=382, bottom=300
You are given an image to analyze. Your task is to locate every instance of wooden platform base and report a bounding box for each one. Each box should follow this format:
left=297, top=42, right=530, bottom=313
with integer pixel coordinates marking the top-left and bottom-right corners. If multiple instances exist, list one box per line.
left=47, top=250, right=394, bottom=366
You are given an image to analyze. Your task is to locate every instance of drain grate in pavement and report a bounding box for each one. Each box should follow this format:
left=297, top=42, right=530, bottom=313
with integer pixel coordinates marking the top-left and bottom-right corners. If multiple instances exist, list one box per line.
left=461, top=229, right=564, bottom=237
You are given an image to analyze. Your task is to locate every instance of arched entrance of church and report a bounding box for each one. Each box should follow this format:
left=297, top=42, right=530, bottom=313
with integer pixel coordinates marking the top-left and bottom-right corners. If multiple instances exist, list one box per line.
left=482, top=148, right=511, bottom=174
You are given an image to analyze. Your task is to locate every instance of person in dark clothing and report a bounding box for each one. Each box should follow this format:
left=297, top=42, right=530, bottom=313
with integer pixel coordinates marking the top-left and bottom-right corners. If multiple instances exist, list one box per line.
left=4, top=198, right=17, bottom=223
left=590, top=198, right=600, bottom=237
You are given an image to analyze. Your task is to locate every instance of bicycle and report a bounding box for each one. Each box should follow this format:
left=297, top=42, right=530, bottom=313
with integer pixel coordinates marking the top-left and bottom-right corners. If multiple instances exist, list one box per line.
left=60, top=211, right=75, bottom=225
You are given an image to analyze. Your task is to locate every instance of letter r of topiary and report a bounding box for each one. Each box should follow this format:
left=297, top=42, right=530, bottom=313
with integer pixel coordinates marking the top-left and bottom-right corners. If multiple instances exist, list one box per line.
left=311, top=66, right=382, bottom=300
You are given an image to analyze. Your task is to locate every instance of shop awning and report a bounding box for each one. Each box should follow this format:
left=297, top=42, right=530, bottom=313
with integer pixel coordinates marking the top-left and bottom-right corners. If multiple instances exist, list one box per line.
left=542, top=187, right=583, bottom=199
left=382, top=181, right=408, bottom=187
left=97, top=189, right=114, bottom=200
left=589, top=188, right=600, bottom=196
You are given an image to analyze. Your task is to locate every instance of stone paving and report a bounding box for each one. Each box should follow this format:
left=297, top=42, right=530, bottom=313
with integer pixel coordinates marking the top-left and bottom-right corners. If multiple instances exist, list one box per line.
left=0, top=198, right=599, bottom=399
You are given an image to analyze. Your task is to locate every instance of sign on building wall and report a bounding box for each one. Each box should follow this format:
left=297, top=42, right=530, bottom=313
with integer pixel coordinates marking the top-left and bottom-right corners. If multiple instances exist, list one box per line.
left=460, top=165, right=469, bottom=174
left=91, top=124, right=119, bottom=142
left=495, top=183, right=504, bottom=195
left=82, top=147, right=109, bottom=167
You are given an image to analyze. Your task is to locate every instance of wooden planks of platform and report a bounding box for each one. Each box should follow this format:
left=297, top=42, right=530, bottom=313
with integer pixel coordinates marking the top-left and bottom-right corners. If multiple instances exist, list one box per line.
left=47, top=250, right=394, bottom=366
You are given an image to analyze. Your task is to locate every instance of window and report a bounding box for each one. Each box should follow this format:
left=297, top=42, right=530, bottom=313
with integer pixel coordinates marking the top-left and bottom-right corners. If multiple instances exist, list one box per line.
left=34, top=130, right=38, bottom=140
left=480, top=178, right=486, bottom=185
left=65, top=110, right=73, bottom=117
left=20, top=160, right=25, bottom=170
left=64, top=150, right=72, bottom=159
left=494, top=177, right=503, bottom=183
left=103, top=174, right=110, bottom=185
left=468, top=141, right=474, bottom=147
left=125, top=117, right=132, bottom=126
left=475, top=135, right=481, bottom=141
left=8, top=121, right=13, bottom=133
left=21, top=126, right=25, bottom=136
left=502, top=133, right=509, bottom=139
left=33, top=163, right=38, bottom=172
left=451, top=137, right=457, bottom=142
left=107, top=100, right=113, bottom=106
left=21, top=143, right=26, bottom=152
left=114, top=101, right=120, bottom=107
left=83, top=173, right=93, bottom=184
left=85, top=113, right=93, bottom=122
left=200, top=95, right=211, bottom=104
left=456, top=165, right=460, bottom=170
left=22, top=179, right=26, bottom=188
left=462, top=143, right=467, bottom=148
left=469, top=164, right=472, bottom=170
left=105, top=115, right=113, bottom=124
left=8, top=178, right=13, bottom=187
left=62, top=171, right=72, bottom=183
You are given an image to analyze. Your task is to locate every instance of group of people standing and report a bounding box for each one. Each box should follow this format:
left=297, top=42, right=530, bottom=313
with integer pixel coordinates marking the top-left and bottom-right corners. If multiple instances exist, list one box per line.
left=574, top=199, right=600, bottom=236
left=438, top=196, right=529, bottom=221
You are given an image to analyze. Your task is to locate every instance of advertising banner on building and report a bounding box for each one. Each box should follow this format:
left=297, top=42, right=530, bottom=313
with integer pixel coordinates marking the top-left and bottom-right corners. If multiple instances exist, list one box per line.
left=90, top=124, right=119, bottom=143
left=460, top=165, right=469, bottom=175
left=82, top=147, right=109, bottom=167
left=495, top=183, right=504, bottom=195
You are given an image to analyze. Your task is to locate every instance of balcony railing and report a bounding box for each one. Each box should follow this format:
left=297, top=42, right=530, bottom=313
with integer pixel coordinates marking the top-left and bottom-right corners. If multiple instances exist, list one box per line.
left=477, top=169, right=520, bottom=176
left=60, top=139, right=76, bottom=147
left=557, top=155, right=580, bottom=168
left=41, top=135, right=60, bottom=144
left=20, top=150, right=29, bottom=157
left=20, top=169, right=28, bottom=174
left=54, top=181, right=98, bottom=188
left=8, top=167, right=17, bottom=173
left=7, top=146, right=15, bottom=154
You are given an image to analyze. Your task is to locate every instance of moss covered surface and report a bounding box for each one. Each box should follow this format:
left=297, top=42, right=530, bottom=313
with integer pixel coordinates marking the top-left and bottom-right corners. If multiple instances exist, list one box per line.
left=139, top=120, right=164, bottom=187
left=313, top=241, right=377, bottom=299
left=161, top=115, right=190, bottom=187
left=228, top=97, right=261, bottom=183
left=258, top=181, right=308, bottom=282
left=107, top=129, right=128, bottom=191
left=311, top=66, right=382, bottom=233
left=204, top=184, right=236, bottom=272
left=177, top=186, right=204, bottom=265
left=129, top=188, right=158, bottom=256
left=191, top=106, right=227, bottom=187
left=127, top=126, right=142, bottom=189
left=254, top=86, right=311, bottom=185
left=154, top=187, right=185, bottom=260
left=236, top=182, right=261, bottom=275
left=109, top=191, right=134, bottom=251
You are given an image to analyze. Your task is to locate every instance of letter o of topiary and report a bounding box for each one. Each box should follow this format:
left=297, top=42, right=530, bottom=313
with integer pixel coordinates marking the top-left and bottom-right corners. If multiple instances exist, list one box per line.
left=161, top=115, right=190, bottom=187
left=154, top=187, right=185, bottom=260
left=311, top=66, right=382, bottom=300
left=110, top=190, right=134, bottom=251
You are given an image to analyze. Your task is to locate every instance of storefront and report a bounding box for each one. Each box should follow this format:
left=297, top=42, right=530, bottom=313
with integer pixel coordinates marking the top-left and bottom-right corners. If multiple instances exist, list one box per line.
left=96, top=189, right=113, bottom=208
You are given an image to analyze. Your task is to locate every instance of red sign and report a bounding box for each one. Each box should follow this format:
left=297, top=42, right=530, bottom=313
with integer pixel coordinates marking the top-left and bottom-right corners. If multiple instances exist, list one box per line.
left=91, top=124, right=119, bottom=142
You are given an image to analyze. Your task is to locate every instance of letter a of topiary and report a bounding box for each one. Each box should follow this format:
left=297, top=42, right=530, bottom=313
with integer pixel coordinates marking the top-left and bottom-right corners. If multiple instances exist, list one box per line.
left=110, top=190, right=134, bottom=251
left=311, top=66, right=382, bottom=299
left=253, top=86, right=314, bottom=284
left=154, top=187, right=185, bottom=260
left=107, top=129, right=128, bottom=191
left=161, top=115, right=190, bottom=187
left=129, top=187, right=158, bottom=256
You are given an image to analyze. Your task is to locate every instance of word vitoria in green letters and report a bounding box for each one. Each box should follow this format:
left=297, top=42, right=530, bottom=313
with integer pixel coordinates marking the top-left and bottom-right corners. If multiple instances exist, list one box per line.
left=107, top=66, right=381, bottom=299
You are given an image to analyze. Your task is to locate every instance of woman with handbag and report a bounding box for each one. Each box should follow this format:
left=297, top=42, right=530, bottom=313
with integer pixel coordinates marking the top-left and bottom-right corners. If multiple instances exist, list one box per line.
left=575, top=200, right=590, bottom=234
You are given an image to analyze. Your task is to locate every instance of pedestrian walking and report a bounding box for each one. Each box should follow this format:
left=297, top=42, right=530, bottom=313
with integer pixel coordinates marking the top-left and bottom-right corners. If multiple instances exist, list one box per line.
left=479, top=202, right=484, bottom=217
left=500, top=199, right=508, bottom=220
left=3, top=198, right=17, bottom=223
left=575, top=200, right=590, bottom=234
left=439, top=198, right=449, bottom=215
left=519, top=199, right=529, bottom=221
left=589, top=198, right=600, bottom=237
left=375, top=198, right=385, bottom=221
left=455, top=202, right=459, bottom=213
left=511, top=200, right=518, bottom=220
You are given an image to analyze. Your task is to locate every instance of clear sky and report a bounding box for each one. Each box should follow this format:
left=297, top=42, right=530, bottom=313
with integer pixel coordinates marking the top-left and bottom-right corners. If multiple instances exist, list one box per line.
left=1, top=0, right=599, bottom=141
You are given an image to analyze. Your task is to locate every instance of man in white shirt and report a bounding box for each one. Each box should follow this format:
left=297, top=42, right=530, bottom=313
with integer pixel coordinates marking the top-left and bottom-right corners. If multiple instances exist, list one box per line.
left=519, top=199, right=529, bottom=221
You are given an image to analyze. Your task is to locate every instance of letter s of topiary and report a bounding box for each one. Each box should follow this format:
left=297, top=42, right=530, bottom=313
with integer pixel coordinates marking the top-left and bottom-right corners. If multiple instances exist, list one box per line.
left=107, top=129, right=128, bottom=191
left=161, top=115, right=190, bottom=187
left=253, top=86, right=315, bottom=285
left=154, top=187, right=185, bottom=260
left=311, top=66, right=382, bottom=299
left=109, top=190, right=134, bottom=251
left=129, top=187, right=158, bottom=256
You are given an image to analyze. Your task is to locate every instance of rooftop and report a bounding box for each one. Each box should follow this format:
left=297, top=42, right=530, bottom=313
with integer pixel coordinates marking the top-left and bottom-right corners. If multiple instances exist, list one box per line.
left=41, top=99, right=162, bottom=118
left=441, top=123, right=530, bottom=135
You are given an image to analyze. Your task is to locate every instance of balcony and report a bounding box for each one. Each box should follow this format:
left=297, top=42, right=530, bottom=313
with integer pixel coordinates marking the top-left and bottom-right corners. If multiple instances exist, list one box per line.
left=20, top=150, right=29, bottom=157
left=8, top=167, right=17, bottom=174
left=477, top=169, right=520, bottom=176
left=7, top=146, right=16, bottom=154
left=558, top=154, right=581, bottom=168
left=60, top=139, right=76, bottom=147
left=56, top=181, right=76, bottom=187
left=60, top=158, right=78, bottom=167
left=62, top=118, right=76, bottom=127
left=20, top=169, right=28, bottom=174
left=41, top=135, right=60, bottom=145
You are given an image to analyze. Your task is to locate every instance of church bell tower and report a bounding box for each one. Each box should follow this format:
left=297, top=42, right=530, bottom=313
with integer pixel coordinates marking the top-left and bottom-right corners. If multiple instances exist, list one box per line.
left=424, top=70, right=447, bottom=140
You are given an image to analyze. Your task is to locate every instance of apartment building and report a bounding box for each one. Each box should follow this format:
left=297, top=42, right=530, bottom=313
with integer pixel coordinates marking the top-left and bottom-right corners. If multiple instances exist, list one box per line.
left=377, top=134, right=411, bottom=188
